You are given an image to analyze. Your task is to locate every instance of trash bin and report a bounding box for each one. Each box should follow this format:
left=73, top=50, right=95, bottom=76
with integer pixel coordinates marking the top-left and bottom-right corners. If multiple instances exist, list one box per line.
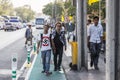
left=70, top=42, right=78, bottom=65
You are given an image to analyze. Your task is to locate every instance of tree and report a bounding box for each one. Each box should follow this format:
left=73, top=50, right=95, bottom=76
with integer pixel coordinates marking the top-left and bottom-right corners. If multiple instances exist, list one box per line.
left=15, top=6, right=35, bottom=22
left=0, top=0, right=14, bottom=15
left=42, top=3, right=53, bottom=17
left=64, top=1, right=76, bottom=16
left=87, top=0, right=106, bottom=20
left=42, top=2, right=63, bottom=18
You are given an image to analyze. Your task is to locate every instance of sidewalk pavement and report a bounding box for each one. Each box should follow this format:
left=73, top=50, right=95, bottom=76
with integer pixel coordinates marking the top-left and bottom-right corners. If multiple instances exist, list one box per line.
left=62, top=42, right=105, bottom=80
left=28, top=52, right=66, bottom=80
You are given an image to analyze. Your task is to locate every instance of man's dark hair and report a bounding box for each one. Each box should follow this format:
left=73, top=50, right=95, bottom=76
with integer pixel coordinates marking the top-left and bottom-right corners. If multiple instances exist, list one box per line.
left=93, top=16, right=99, bottom=20
left=55, top=22, right=62, bottom=27
left=44, top=24, right=50, bottom=28
left=88, top=19, right=91, bottom=23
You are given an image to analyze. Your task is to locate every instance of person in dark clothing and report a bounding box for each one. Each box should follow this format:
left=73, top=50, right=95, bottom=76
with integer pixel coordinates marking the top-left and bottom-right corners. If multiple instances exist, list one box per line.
left=25, top=24, right=33, bottom=46
left=65, top=21, right=75, bottom=42
left=52, top=22, right=67, bottom=71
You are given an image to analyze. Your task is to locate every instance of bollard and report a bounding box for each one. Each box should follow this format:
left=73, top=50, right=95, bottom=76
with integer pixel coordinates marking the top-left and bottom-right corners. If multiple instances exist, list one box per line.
left=69, top=42, right=78, bottom=70
left=12, top=54, right=17, bottom=80
left=33, top=37, right=37, bottom=54
left=26, top=40, right=32, bottom=68
left=27, top=50, right=30, bottom=64
left=12, top=69, right=16, bottom=80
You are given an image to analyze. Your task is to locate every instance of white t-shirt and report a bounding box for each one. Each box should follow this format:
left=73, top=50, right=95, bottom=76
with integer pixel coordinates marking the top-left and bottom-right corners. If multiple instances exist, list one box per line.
left=38, top=33, right=51, bottom=51
left=61, top=26, right=65, bottom=32
left=87, top=24, right=103, bottom=43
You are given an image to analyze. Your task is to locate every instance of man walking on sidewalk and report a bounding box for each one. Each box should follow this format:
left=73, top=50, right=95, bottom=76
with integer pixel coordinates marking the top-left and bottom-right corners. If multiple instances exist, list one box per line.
left=25, top=23, right=33, bottom=47
left=52, top=22, right=67, bottom=71
left=37, top=25, right=55, bottom=76
left=87, top=16, right=103, bottom=70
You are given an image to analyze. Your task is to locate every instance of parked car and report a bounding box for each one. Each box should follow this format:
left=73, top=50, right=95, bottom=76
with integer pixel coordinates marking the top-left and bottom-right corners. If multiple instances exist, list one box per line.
left=4, top=22, right=16, bottom=31
left=9, top=19, right=23, bottom=29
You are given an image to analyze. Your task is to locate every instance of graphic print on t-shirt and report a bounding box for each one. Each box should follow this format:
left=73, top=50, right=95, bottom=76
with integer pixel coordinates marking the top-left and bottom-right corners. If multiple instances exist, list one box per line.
left=42, top=36, right=50, bottom=46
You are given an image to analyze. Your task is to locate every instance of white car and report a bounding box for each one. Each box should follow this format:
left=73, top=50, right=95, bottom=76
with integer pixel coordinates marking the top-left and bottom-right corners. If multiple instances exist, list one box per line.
left=9, top=19, right=23, bottom=29
left=4, top=22, right=16, bottom=31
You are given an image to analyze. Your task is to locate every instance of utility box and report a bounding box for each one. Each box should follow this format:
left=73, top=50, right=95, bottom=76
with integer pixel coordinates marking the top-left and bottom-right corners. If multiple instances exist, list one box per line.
left=70, top=42, right=78, bottom=65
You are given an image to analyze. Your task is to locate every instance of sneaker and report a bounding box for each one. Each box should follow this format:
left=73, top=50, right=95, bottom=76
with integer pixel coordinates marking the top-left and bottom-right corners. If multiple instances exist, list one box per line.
left=46, top=72, right=52, bottom=76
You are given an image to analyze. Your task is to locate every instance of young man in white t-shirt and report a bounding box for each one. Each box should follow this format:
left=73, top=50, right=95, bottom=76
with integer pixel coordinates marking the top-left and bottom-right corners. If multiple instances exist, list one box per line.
left=37, top=25, right=55, bottom=76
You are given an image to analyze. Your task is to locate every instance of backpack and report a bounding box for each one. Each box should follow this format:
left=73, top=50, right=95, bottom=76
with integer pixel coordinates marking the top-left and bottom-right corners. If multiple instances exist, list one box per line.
left=40, top=33, right=52, bottom=47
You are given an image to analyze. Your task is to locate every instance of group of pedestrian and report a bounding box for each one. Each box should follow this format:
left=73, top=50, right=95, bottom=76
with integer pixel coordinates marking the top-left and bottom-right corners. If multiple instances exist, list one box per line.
left=37, top=22, right=66, bottom=76
left=24, top=16, right=103, bottom=77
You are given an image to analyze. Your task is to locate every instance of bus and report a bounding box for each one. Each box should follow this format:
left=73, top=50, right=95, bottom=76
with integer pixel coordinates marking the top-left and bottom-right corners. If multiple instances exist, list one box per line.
left=35, top=18, right=45, bottom=29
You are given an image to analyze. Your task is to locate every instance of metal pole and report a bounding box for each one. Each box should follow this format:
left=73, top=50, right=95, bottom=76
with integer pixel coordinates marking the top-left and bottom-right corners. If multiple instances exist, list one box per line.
left=83, top=0, right=88, bottom=70
left=76, top=0, right=81, bottom=70
left=99, top=0, right=101, bottom=24
left=106, top=0, right=115, bottom=80
left=99, top=0, right=101, bottom=19
left=76, top=0, right=87, bottom=71
left=55, top=0, right=57, bottom=22
left=114, top=0, right=120, bottom=80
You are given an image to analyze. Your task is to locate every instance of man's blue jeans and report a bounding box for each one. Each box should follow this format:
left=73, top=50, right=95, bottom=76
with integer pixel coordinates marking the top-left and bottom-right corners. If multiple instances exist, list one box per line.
left=90, top=42, right=101, bottom=67
left=41, top=50, right=51, bottom=72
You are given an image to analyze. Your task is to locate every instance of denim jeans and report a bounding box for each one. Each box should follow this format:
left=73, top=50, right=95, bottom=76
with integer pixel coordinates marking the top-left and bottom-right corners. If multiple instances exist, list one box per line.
left=90, top=42, right=101, bottom=67
left=41, top=50, right=51, bottom=72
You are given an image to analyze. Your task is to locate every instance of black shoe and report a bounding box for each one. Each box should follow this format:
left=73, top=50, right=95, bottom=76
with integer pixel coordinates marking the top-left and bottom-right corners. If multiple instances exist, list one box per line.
left=104, top=58, right=106, bottom=63
left=54, top=69, right=57, bottom=71
left=41, top=70, right=45, bottom=73
left=46, top=72, right=52, bottom=76
left=90, top=61, right=93, bottom=67
left=94, top=66, right=99, bottom=70
left=58, top=68, right=61, bottom=71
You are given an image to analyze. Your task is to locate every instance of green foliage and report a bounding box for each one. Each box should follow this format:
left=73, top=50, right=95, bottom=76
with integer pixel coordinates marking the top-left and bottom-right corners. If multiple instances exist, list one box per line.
left=15, top=6, right=35, bottom=22
left=0, top=0, right=14, bottom=15
left=42, top=3, right=53, bottom=16
left=42, top=2, right=63, bottom=17
left=64, top=1, right=76, bottom=16
left=87, top=0, right=106, bottom=19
